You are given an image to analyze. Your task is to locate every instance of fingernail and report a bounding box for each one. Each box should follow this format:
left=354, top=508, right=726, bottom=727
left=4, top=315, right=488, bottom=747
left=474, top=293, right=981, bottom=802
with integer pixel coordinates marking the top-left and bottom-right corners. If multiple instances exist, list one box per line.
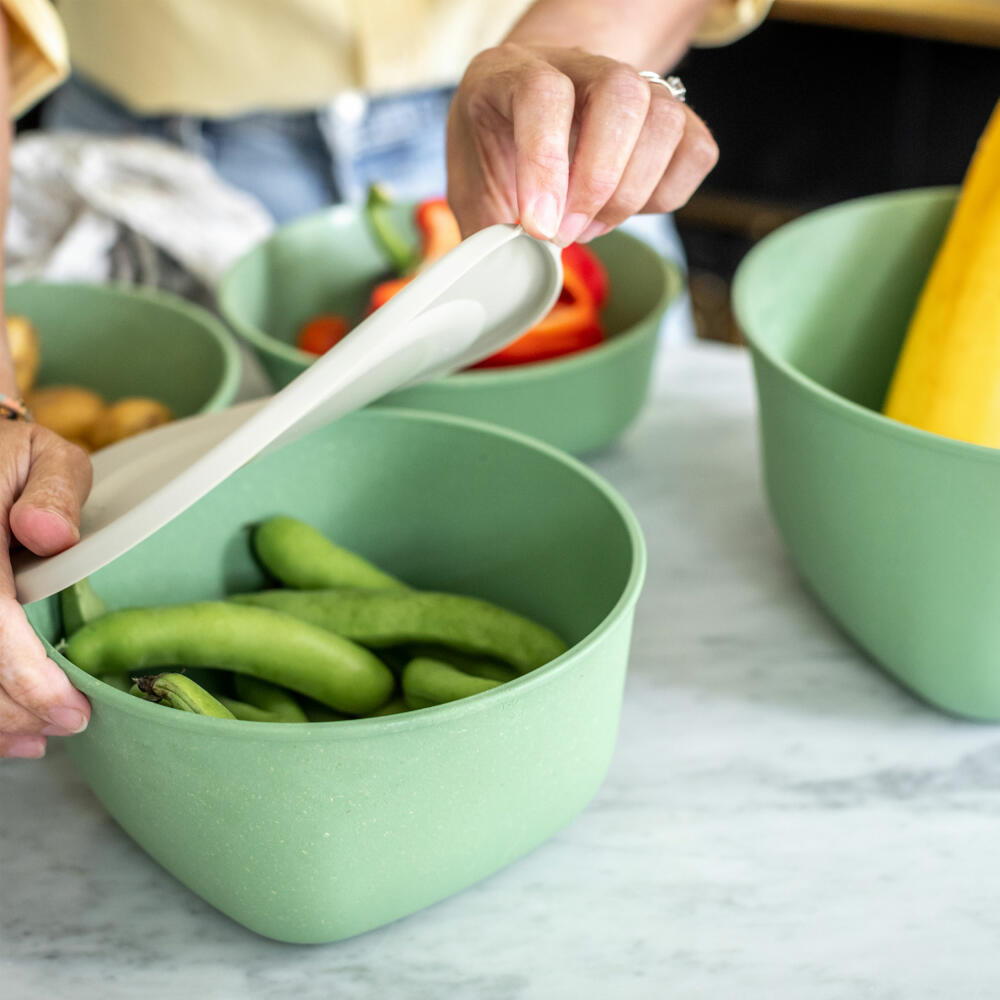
left=577, top=221, right=609, bottom=244
left=45, top=707, right=88, bottom=734
left=528, top=193, right=559, bottom=240
left=5, top=735, right=46, bottom=759
left=555, top=212, right=590, bottom=248
left=47, top=509, right=82, bottom=544
left=40, top=723, right=76, bottom=736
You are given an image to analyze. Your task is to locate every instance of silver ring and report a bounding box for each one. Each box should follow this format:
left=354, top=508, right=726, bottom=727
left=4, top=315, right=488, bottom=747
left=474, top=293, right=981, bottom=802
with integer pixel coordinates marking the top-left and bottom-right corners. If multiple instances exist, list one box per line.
left=638, top=71, right=686, bottom=104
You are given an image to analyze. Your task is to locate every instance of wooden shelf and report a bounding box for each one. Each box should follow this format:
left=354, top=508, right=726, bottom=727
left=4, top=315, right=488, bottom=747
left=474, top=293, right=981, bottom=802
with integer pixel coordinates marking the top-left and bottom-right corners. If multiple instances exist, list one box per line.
left=770, top=0, right=1000, bottom=47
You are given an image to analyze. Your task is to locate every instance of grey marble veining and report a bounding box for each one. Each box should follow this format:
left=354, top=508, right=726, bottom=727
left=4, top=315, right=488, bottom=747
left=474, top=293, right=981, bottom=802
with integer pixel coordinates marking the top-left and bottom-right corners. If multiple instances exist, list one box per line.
left=4, top=343, right=1000, bottom=999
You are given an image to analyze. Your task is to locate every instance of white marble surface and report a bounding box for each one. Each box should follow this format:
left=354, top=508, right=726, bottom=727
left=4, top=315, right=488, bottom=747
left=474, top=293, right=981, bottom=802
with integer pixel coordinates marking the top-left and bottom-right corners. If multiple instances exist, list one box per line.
left=5, top=343, right=1000, bottom=999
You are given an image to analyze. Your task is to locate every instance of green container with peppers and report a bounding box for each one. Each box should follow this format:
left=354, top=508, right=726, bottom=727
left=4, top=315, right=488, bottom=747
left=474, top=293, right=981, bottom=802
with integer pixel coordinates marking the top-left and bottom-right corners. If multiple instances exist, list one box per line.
left=217, top=202, right=681, bottom=456
left=27, top=407, right=645, bottom=943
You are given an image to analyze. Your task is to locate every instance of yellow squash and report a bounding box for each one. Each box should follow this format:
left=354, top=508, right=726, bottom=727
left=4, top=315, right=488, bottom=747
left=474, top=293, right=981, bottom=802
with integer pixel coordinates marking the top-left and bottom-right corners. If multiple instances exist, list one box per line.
left=883, top=99, right=1000, bottom=446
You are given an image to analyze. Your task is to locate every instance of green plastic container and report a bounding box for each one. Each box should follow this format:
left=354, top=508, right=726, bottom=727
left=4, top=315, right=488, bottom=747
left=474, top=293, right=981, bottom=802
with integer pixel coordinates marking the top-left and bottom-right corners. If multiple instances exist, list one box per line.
left=26, top=408, right=645, bottom=943
left=217, top=203, right=680, bottom=455
left=9, top=282, right=242, bottom=415
left=732, top=186, right=1000, bottom=720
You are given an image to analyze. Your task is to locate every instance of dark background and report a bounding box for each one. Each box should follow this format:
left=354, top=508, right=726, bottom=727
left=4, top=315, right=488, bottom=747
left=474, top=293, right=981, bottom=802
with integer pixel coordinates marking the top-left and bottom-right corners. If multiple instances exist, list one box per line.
left=671, top=18, right=1000, bottom=340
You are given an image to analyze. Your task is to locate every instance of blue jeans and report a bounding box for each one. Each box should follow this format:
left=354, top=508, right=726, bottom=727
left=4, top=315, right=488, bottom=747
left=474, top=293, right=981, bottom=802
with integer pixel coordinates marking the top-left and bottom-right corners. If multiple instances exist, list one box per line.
left=42, top=75, right=694, bottom=341
left=42, top=76, right=455, bottom=222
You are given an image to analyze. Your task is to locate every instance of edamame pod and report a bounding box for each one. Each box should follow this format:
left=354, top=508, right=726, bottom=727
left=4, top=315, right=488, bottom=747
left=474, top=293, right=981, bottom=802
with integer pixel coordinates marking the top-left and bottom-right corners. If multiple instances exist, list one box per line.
left=130, top=672, right=236, bottom=719
left=299, top=697, right=353, bottom=722
left=365, top=695, right=408, bottom=717
left=98, top=672, right=131, bottom=692
left=406, top=644, right=518, bottom=683
left=232, top=675, right=308, bottom=723
left=253, top=516, right=407, bottom=591
left=218, top=697, right=292, bottom=723
left=402, top=657, right=500, bottom=710
left=230, top=590, right=567, bottom=674
left=60, top=578, right=108, bottom=637
left=66, top=602, right=395, bottom=715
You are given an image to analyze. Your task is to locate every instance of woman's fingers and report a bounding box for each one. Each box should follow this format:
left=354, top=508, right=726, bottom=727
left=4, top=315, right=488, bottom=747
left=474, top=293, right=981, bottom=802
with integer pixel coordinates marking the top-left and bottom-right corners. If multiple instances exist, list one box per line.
left=0, top=424, right=93, bottom=758
left=0, top=660, right=69, bottom=735
left=446, top=100, right=517, bottom=238
left=0, top=732, right=46, bottom=759
left=9, top=431, right=91, bottom=557
left=448, top=43, right=575, bottom=240
left=0, top=595, right=90, bottom=737
left=554, top=57, right=651, bottom=246
left=642, top=104, right=719, bottom=214
left=580, top=86, right=690, bottom=240
left=447, top=43, right=718, bottom=243
left=510, top=61, right=574, bottom=239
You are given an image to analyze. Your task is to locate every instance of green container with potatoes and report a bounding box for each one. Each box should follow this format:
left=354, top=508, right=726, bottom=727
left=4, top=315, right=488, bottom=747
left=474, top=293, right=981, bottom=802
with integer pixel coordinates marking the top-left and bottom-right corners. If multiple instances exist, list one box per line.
left=8, top=282, right=242, bottom=416
left=732, top=186, right=1000, bottom=720
left=26, top=408, right=645, bottom=943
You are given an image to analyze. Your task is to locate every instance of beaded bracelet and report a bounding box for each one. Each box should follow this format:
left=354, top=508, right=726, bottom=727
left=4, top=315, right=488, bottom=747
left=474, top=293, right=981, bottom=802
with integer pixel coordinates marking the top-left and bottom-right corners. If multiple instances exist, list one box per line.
left=0, top=394, right=32, bottom=422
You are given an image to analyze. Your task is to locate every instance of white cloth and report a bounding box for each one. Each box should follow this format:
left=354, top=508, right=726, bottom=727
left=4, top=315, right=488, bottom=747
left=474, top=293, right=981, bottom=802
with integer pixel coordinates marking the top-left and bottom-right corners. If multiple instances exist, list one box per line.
left=5, top=132, right=274, bottom=296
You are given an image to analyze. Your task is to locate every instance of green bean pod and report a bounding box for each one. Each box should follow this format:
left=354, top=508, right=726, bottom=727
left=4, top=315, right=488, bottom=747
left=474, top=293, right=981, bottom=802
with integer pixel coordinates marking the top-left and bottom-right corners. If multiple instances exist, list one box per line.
left=130, top=673, right=236, bottom=719
left=60, top=578, right=108, bottom=638
left=299, top=697, right=353, bottom=722
left=402, top=657, right=501, bottom=710
left=232, top=675, right=308, bottom=723
left=253, top=516, right=407, bottom=591
left=230, top=589, right=567, bottom=674
left=66, top=602, right=395, bottom=715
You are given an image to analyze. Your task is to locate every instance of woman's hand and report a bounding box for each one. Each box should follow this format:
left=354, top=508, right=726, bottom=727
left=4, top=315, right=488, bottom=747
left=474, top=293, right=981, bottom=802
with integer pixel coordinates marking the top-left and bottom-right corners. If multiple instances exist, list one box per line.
left=0, top=421, right=92, bottom=758
left=446, top=42, right=718, bottom=244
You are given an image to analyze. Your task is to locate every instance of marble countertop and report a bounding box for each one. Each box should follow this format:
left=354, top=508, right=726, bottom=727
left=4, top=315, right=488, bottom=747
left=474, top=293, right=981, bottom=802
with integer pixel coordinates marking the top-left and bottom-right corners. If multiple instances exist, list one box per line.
left=4, top=343, right=1000, bottom=999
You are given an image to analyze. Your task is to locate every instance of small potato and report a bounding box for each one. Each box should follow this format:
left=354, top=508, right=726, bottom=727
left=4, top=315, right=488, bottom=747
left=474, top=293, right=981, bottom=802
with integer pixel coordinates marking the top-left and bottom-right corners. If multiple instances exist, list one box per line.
left=27, top=385, right=107, bottom=441
left=87, top=397, right=173, bottom=450
left=7, top=315, right=40, bottom=395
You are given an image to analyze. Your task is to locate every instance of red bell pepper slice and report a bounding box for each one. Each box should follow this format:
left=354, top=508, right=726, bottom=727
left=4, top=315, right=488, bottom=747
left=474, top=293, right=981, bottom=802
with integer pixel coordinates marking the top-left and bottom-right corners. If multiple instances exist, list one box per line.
left=336, top=197, right=613, bottom=369
left=415, top=197, right=461, bottom=261
left=368, top=276, right=413, bottom=312
left=364, top=197, right=460, bottom=314
left=296, top=314, right=350, bottom=355
left=561, top=242, right=609, bottom=309
left=471, top=264, right=604, bottom=368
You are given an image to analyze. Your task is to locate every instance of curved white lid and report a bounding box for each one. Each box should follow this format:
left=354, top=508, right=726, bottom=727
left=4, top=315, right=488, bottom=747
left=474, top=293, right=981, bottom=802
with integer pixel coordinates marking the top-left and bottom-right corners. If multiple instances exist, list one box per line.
left=15, top=225, right=562, bottom=603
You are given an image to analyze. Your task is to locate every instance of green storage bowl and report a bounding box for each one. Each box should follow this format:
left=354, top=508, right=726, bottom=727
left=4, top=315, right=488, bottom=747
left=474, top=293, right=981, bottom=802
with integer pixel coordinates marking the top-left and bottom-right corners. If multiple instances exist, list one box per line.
left=731, top=186, right=1000, bottom=719
left=26, top=407, right=645, bottom=943
left=9, top=282, right=242, bottom=415
left=216, top=203, right=681, bottom=455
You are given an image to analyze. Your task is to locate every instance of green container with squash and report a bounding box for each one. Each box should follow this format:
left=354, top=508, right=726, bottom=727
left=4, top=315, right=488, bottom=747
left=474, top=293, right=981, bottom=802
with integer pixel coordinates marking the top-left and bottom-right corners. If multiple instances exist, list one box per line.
left=731, top=186, right=1000, bottom=719
left=26, top=407, right=645, bottom=943
left=216, top=203, right=680, bottom=455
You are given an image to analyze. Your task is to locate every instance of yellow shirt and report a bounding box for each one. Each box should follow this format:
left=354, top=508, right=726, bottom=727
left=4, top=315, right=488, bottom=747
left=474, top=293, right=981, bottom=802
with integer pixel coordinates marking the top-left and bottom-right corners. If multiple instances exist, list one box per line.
left=10, top=0, right=773, bottom=118
left=3, top=0, right=68, bottom=116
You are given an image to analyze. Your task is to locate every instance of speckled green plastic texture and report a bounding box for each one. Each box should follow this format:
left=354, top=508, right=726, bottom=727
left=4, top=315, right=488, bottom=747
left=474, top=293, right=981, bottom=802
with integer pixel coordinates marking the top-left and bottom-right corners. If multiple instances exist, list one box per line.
left=8, top=282, right=242, bottom=415
left=732, top=187, right=1000, bottom=720
left=26, top=408, right=645, bottom=943
left=216, top=203, right=680, bottom=455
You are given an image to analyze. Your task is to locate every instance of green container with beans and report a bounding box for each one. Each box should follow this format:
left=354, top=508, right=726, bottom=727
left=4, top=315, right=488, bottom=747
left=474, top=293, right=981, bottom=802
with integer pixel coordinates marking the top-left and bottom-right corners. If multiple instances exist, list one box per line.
left=25, top=407, right=644, bottom=944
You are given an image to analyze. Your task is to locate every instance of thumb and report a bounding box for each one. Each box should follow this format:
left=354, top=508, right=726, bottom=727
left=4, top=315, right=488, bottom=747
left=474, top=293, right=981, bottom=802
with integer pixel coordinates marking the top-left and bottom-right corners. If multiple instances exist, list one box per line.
left=9, top=431, right=92, bottom=557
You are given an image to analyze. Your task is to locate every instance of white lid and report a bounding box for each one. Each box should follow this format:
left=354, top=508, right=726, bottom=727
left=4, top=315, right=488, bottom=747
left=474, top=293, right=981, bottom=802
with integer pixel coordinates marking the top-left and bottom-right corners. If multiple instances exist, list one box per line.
left=15, top=224, right=562, bottom=603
